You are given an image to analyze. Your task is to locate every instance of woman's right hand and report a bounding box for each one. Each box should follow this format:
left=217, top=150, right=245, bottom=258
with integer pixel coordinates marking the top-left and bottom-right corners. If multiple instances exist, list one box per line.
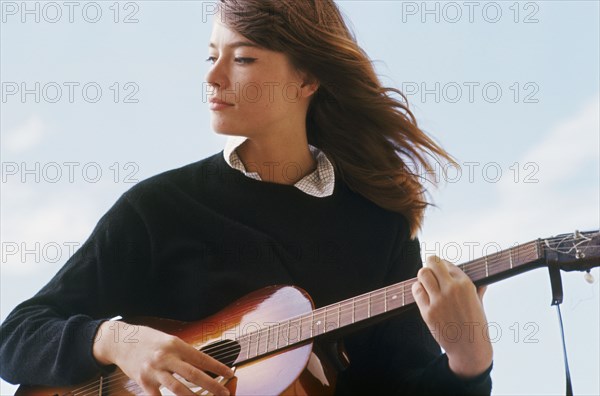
left=93, top=320, right=234, bottom=396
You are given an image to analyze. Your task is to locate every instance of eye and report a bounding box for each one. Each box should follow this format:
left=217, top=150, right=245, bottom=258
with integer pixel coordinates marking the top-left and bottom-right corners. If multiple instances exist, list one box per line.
left=234, top=57, right=256, bottom=65
left=205, top=56, right=256, bottom=65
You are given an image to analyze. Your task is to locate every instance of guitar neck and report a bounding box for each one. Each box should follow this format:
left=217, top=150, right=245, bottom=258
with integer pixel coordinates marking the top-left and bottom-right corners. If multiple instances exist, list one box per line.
left=235, top=239, right=545, bottom=364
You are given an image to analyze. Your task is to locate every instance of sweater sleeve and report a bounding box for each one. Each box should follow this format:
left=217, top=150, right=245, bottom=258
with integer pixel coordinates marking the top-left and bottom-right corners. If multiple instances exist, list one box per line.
left=0, top=193, right=154, bottom=387
left=335, top=236, right=493, bottom=395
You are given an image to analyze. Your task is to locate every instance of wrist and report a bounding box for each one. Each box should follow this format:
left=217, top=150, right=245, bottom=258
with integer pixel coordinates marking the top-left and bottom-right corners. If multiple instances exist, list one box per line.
left=92, top=320, right=120, bottom=366
left=447, top=353, right=493, bottom=380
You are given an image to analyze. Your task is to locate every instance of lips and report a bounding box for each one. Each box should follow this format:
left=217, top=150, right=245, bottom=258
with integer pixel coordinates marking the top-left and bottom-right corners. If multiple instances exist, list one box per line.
left=209, top=98, right=234, bottom=106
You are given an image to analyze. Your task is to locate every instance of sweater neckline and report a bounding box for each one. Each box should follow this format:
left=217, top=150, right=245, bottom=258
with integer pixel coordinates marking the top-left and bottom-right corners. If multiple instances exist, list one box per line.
left=213, top=150, right=344, bottom=200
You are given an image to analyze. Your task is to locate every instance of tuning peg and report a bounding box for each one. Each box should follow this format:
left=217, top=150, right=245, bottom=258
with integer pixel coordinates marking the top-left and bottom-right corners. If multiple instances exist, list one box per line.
left=584, top=269, right=595, bottom=284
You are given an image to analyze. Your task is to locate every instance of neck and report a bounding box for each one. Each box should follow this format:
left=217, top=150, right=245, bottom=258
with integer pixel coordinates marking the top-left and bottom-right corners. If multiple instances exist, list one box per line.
left=236, top=133, right=317, bottom=185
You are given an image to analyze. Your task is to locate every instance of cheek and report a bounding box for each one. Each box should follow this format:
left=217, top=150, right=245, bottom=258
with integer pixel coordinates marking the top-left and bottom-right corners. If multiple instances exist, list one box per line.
left=237, top=77, right=296, bottom=105
left=279, top=83, right=304, bottom=103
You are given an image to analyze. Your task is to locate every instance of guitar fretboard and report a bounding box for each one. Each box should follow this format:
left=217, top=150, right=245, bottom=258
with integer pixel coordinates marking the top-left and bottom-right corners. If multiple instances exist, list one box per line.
left=235, top=240, right=541, bottom=362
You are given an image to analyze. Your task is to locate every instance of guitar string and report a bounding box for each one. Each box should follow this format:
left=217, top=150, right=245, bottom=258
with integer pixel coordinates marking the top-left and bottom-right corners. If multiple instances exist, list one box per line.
left=68, top=236, right=599, bottom=394
left=69, top=239, right=596, bottom=394
left=82, top=244, right=536, bottom=395
left=78, top=287, right=407, bottom=396
left=101, top=238, right=576, bottom=386
left=198, top=244, right=536, bottom=364
left=76, top=240, right=600, bottom=396
left=71, top=238, right=596, bottom=395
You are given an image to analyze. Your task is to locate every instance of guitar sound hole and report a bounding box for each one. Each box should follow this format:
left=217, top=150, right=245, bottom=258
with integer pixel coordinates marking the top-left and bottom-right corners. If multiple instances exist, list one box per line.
left=199, top=339, right=241, bottom=377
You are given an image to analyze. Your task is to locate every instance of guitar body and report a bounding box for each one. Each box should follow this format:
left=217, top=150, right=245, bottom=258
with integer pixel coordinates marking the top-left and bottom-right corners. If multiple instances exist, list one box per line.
left=16, top=285, right=341, bottom=395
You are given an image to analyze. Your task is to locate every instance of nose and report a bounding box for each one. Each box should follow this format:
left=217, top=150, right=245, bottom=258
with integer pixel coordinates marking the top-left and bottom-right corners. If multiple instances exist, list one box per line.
left=205, top=60, right=228, bottom=92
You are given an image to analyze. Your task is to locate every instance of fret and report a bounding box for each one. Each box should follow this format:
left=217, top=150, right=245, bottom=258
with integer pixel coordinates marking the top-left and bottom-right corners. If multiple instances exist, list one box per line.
left=402, top=282, right=405, bottom=306
left=339, top=300, right=353, bottom=327
left=266, top=325, right=275, bottom=353
left=518, top=244, right=530, bottom=266
left=354, top=296, right=368, bottom=322
left=351, top=298, right=355, bottom=324
left=387, top=285, right=398, bottom=310
left=367, top=293, right=371, bottom=318
left=310, top=311, right=314, bottom=338
left=324, top=305, right=339, bottom=333
left=370, top=290, right=385, bottom=316
left=255, top=329, right=261, bottom=356
left=384, top=287, right=388, bottom=312
left=313, top=309, right=326, bottom=336
left=282, top=321, right=290, bottom=347
left=288, top=317, right=301, bottom=344
left=502, top=250, right=511, bottom=273
left=243, top=338, right=250, bottom=361
left=263, top=327, right=270, bottom=354
left=300, top=313, right=311, bottom=341
left=513, top=245, right=522, bottom=267
left=485, top=256, right=489, bottom=277
left=509, top=247, right=513, bottom=269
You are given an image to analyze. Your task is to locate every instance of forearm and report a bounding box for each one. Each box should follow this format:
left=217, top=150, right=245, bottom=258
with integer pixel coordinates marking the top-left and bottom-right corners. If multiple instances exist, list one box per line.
left=0, top=307, right=109, bottom=386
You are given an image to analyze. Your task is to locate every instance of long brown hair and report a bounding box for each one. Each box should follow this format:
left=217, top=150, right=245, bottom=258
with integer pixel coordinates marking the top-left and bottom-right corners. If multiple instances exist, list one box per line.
left=216, top=0, right=454, bottom=238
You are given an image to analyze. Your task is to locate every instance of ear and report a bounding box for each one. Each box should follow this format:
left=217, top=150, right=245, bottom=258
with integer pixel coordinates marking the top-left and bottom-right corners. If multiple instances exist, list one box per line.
left=300, top=75, right=320, bottom=97
left=294, top=67, right=319, bottom=96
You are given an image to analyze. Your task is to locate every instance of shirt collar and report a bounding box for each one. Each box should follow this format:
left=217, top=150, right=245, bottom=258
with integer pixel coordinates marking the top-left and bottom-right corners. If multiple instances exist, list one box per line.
left=223, top=136, right=335, bottom=198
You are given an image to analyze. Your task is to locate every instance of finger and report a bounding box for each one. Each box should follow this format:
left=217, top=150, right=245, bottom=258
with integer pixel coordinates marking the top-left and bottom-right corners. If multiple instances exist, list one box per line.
left=477, top=285, right=487, bottom=300
left=412, top=280, right=430, bottom=307
left=425, top=256, right=453, bottom=284
left=181, top=344, right=234, bottom=379
left=172, top=360, right=231, bottom=396
left=417, top=267, right=440, bottom=297
left=446, top=260, right=468, bottom=280
left=138, top=383, right=161, bottom=396
left=155, top=371, right=197, bottom=396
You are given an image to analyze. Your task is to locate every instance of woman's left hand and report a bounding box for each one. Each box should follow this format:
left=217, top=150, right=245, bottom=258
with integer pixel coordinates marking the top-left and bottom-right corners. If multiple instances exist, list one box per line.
left=411, top=255, right=493, bottom=379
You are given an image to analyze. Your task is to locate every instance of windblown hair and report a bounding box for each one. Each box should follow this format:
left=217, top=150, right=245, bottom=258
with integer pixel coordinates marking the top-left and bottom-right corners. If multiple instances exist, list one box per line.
left=217, top=0, right=455, bottom=238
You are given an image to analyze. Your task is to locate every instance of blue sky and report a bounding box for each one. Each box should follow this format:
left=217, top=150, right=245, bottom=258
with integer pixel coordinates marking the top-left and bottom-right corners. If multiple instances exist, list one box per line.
left=1, top=1, right=599, bottom=394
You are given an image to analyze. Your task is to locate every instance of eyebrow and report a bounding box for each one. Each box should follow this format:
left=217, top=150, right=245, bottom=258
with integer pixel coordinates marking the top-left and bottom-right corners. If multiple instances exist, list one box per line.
left=208, top=41, right=261, bottom=49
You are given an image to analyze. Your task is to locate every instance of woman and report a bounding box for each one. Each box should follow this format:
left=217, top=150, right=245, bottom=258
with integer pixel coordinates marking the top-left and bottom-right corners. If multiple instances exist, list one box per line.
left=0, top=1, right=493, bottom=395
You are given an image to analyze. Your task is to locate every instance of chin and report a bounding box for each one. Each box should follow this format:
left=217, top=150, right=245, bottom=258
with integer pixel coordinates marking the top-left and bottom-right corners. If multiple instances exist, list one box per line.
left=210, top=120, right=232, bottom=134
left=211, top=125, right=243, bottom=137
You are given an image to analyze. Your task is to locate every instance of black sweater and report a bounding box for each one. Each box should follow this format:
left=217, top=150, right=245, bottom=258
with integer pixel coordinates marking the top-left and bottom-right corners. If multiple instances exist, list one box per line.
left=0, top=152, right=492, bottom=394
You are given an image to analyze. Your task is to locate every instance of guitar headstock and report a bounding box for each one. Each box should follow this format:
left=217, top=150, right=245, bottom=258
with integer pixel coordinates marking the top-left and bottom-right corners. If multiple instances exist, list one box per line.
left=542, top=230, right=600, bottom=272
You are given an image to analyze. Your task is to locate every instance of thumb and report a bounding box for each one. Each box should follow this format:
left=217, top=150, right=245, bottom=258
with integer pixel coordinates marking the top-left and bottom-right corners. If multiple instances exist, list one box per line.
left=477, top=285, right=487, bottom=301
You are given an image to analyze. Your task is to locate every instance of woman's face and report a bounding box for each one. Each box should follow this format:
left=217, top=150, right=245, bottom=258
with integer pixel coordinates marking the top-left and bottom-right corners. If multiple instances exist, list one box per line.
left=205, top=19, right=312, bottom=140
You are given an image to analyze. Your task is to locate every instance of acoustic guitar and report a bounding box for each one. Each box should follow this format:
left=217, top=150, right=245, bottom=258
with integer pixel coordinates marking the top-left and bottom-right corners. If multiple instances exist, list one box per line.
left=16, top=230, right=600, bottom=395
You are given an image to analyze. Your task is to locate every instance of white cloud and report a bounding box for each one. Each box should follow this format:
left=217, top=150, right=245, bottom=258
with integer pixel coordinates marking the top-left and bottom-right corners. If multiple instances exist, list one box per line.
left=0, top=181, right=110, bottom=276
left=2, top=115, right=46, bottom=153
left=503, top=94, right=599, bottom=193
left=426, top=94, right=600, bottom=257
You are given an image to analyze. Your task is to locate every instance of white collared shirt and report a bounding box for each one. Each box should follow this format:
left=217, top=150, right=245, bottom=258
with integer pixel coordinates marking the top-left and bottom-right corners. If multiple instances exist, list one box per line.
left=223, top=136, right=336, bottom=198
